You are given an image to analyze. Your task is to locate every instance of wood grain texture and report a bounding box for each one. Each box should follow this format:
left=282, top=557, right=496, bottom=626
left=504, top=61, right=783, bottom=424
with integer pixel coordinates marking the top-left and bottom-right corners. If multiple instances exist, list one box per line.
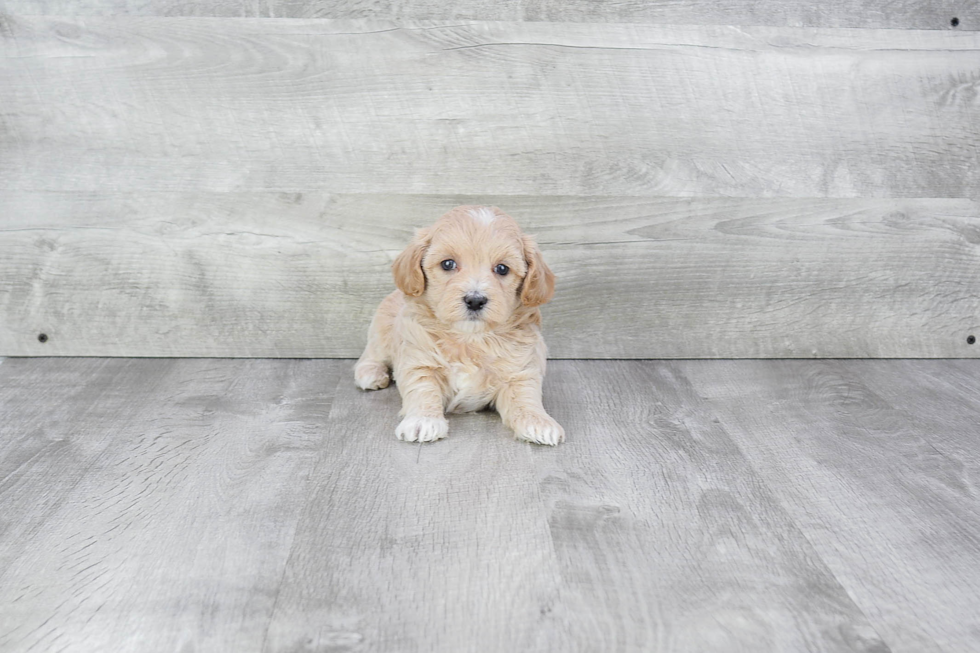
left=5, top=358, right=980, bottom=651
left=678, top=359, right=980, bottom=653
left=525, top=360, right=889, bottom=652
left=0, top=358, right=345, bottom=652
left=0, top=358, right=901, bottom=652
left=0, top=358, right=176, bottom=576
left=2, top=193, right=977, bottom=358
left=262, top=370, right=564, bottom=653
left=2, top=18, right=979, bottom=198
left=1, top=0, right=975, bottom=30
left=846, top=359, right=980, bottom=500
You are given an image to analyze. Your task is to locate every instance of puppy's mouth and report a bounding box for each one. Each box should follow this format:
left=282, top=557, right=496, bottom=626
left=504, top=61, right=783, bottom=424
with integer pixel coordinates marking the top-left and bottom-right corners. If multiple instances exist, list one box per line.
left=454, top=317, right=488, bottom=333
left=462, top=309, right=487, bottom=327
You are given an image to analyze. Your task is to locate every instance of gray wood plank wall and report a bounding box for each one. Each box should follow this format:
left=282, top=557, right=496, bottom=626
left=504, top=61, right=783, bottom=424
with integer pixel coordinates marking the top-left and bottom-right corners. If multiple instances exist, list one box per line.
left=1, top=0, right=975, bottom=30
left=2, top=194, right=978, bottom=357
left=1, top=8, right=978, bottom=357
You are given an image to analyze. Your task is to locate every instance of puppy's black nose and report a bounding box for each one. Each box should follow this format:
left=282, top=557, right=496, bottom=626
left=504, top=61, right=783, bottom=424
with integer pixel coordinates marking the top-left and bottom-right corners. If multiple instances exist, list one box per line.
left=464, top=292, right=488, bottom=312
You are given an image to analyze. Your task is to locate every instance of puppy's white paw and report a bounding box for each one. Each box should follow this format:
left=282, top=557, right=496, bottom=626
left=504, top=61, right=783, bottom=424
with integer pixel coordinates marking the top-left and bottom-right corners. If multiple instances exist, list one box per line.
left=396, top=415, right=448, bottom=443
left=355, top=361, right=390, bottom=390
left=513, top=413, right=565, bottom=446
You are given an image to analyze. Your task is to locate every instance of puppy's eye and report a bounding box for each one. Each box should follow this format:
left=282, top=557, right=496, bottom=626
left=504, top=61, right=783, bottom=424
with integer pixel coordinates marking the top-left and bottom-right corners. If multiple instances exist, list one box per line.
left=440, top=259, right=456, bottom=271
left=494, top=264, right=509, bottom=276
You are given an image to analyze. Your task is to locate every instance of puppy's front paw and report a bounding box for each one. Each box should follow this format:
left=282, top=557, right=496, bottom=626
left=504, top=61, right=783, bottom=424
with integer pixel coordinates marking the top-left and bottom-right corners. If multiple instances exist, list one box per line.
left=513, top=412, right=565, bottom=446
left=355, top=361, right=390, bottom=390
left=396, top=415, right=448, bottom=443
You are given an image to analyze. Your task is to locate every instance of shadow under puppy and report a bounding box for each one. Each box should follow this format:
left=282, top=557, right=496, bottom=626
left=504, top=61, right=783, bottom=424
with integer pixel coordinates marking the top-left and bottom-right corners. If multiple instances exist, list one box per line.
left=355, top=205, right=564, bottom=445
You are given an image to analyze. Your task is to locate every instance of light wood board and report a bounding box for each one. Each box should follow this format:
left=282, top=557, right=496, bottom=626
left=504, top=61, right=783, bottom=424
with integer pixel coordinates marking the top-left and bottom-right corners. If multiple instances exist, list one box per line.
left=678, top=359, right=980, bottom=653
left=0, top=358, right=345, bottom=652
left=262, top=367, right=564, bottom=652
left=2, top=193, right=977, bottom=358
left=264, top=360, right=888, bottom=652
left=522, top=360, right=890, bottom=651
left=0, top=0, right=974, bottom=30
left=4, top=17, right=979, bottom=359
left=2, top=19, right=978, bottom=198
left=4, top=358, right=980, bottom=651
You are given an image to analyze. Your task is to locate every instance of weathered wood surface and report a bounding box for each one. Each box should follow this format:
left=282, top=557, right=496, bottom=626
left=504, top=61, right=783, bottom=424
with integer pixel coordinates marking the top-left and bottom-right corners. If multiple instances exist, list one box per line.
left=9, top=358, right=979, bottom=651
left=2, top=193, right=977, bottom=358
left=3, top=17, right=979, bottom=359
left=4, top=358, right=979, bottom=651
left=679, top=359, right=980, bottom=653
left=523, top=360, right=889, bottom=651
left=0, top=358, right=177, bottom=577
left=0, top=0, right=974, bottom=30
left=263, top=367, right=564, bottom=652
left=2, top=19, right=978, bottom=198
left=0, top=358, right=345, bottom=652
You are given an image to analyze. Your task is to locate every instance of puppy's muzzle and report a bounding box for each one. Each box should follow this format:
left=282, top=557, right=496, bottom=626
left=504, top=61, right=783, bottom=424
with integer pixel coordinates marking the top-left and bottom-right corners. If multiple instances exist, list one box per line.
left=463, top=292, right=488, bottom=313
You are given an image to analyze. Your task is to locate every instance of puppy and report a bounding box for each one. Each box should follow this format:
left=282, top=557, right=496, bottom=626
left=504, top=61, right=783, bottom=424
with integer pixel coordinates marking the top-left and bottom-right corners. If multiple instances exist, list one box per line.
left=354, top=205, right=564, bottom=446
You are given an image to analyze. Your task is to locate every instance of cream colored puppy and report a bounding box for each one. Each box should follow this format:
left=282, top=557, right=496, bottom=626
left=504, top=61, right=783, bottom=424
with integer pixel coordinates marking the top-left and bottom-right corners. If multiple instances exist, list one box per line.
left=355, top=205, right=564, bottom=446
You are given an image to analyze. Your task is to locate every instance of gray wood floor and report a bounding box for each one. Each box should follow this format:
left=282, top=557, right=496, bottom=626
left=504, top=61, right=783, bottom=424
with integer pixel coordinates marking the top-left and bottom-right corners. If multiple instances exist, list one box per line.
left=1, top=357, right=978, bottom=652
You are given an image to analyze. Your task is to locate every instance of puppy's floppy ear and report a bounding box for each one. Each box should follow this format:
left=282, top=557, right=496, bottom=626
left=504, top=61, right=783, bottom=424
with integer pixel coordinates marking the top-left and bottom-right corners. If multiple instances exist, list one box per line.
left=392, top=228, right=431, bottom=297
left=520, top=234, right=555, bottom=307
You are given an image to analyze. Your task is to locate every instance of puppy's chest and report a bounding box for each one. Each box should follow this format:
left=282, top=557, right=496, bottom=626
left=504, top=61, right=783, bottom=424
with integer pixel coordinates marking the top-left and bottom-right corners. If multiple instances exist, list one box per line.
left=440, top=345, right=505, bottom=413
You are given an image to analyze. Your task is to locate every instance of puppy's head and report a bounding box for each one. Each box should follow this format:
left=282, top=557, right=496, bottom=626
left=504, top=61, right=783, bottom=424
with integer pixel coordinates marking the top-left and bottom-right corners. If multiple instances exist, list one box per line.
left=392, top=206, right=555, bottom=331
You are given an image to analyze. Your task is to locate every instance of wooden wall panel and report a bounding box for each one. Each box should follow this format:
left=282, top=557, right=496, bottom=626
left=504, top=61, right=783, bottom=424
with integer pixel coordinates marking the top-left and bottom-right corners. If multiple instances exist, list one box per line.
left=1, top=18, right=978, bottom=198
left=0, top=0, right=974, bottom=30
left=2, top=15, right=978, bottom=358
left=2, top=193, right=977, bottom=358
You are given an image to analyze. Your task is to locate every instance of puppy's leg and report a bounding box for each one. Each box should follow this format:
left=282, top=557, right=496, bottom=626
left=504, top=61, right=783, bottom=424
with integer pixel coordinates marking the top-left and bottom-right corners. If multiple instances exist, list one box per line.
left=355, top=338, right=390, bottom=390
left=496, top=378, right=565, bottom=446
left=394, top=366, right=449, bottom=443
left=354, top=294, right=397, bottom=390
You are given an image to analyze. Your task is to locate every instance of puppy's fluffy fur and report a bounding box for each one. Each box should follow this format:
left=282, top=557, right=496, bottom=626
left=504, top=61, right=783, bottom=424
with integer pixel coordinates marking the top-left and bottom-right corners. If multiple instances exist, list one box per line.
left=355, top=206, right=564, bottom=445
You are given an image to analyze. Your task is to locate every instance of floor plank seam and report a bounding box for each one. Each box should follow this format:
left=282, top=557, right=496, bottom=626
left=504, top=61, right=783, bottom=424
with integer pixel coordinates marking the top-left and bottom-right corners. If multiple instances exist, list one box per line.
left=670, top=362, right=899, bottom=652
left=0, top=360, right=168, bottom=581
left=714, top=414, right=899, bottom=652
left=259, top=365, right=351, bottom=650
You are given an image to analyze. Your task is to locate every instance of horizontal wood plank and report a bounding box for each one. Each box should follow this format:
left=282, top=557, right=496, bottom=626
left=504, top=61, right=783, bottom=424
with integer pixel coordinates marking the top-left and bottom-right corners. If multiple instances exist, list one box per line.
left=0, top=0, right=974, bottom=30
left=1, top=18, right=978, bottom=197
left=1, top=193, right=977, bottom=358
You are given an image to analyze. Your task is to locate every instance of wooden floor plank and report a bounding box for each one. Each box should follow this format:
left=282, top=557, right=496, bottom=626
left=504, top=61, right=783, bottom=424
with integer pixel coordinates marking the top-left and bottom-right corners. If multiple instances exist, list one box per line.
left=0, top=358, right=177, bottom=575
left=5, top=358, right=978, bottom=651
left=262, top=372, right=563, bottom=653
left=529, top=360, right=889, bottom=652
left=0, top=359, right=345, bottom=653
left=678, top=359, right=980, bottom=653
left=901, top=359, right=980, bottom=421
left=847, top=360, right=980, bottom=468
left=3, top=193, right=977, bottom=359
